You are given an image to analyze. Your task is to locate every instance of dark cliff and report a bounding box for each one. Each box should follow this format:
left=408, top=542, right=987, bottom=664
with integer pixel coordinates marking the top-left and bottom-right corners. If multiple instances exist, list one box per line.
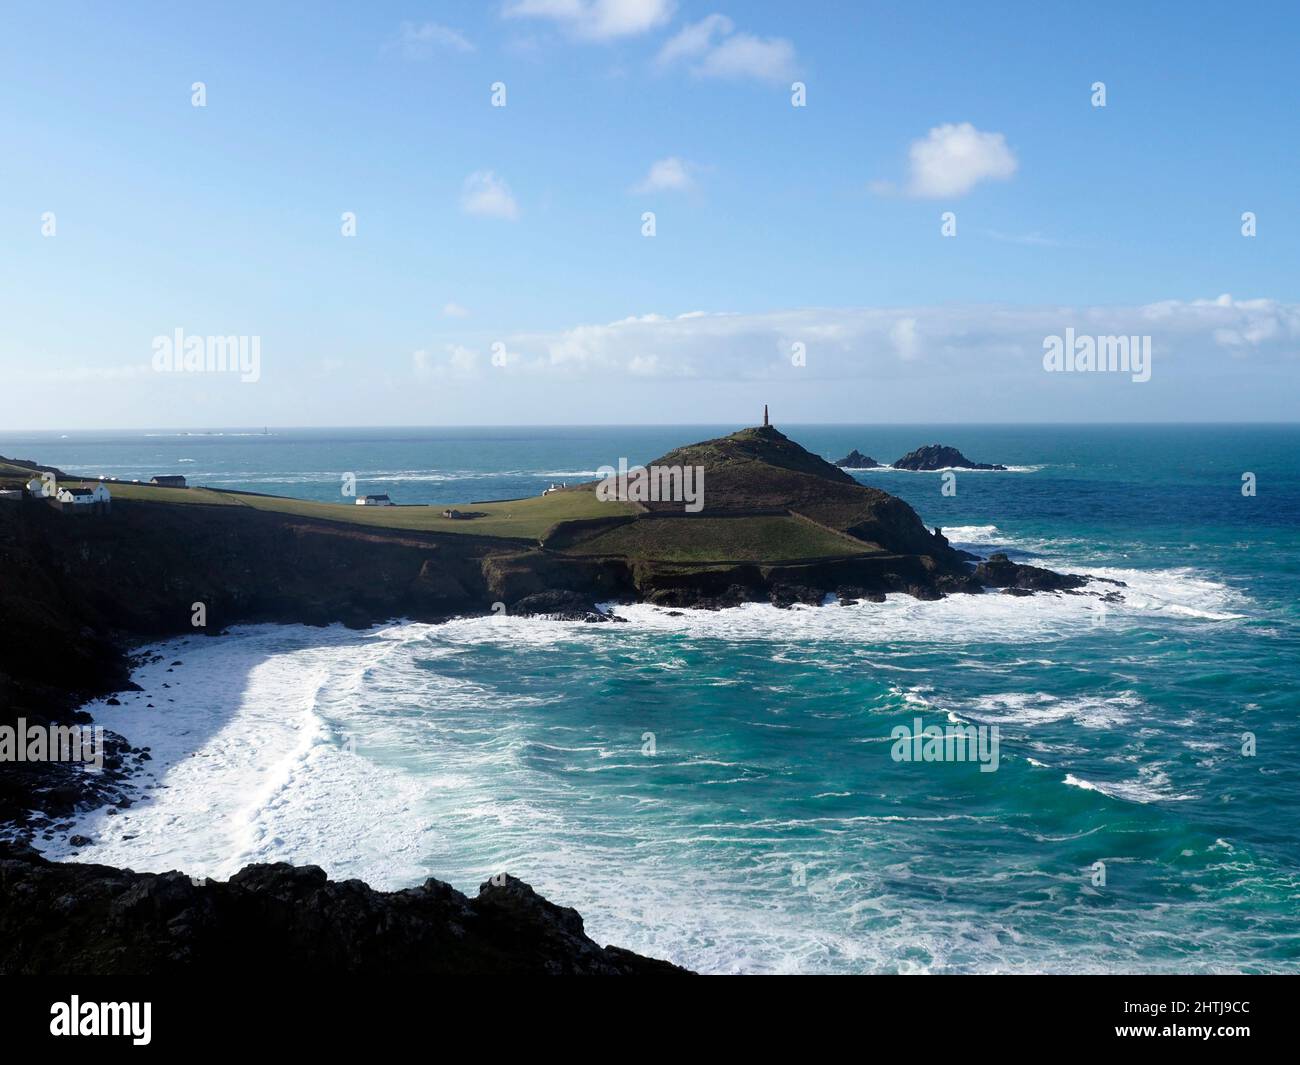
left=0, top=843, right=687, bottom=975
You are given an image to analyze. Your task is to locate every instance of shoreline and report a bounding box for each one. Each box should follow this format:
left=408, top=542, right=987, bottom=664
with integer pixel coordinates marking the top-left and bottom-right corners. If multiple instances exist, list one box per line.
left=29, top=562, right=1170, bottom=877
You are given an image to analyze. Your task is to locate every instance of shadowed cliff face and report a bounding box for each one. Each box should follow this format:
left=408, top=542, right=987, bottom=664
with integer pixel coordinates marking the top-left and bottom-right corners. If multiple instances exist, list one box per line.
left=0, top=843, right=689, bottom=975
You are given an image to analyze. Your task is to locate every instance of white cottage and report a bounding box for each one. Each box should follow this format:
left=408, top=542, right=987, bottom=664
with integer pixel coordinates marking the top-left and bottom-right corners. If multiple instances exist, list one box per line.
left=355, top=494, right=395, bottom=506
left=56, top=484, right=112, bottom=507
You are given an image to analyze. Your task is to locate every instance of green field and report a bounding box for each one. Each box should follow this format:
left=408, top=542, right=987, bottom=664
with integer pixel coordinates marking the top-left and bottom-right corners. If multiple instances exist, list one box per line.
left=233, top=487, right=634, bottom=538
left=560, top=514, right=873, bottom=563
left=58, top=480, right=635, bottom=540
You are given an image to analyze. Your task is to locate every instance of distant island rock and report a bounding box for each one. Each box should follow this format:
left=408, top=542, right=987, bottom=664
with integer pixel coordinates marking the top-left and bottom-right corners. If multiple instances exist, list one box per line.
left=833, top=449, right=881, bottom=469
left=893, top=445, right=1007, bottom=471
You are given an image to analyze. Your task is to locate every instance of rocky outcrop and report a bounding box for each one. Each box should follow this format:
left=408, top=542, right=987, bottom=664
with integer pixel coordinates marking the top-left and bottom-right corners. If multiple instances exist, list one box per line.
left=0, top=842, right=689, bottom=975
left=833, top=449, right=880, bottom=469
left=893, top=445, right=1007, bottom=471
left=973, top=552, right=1089, bottom=593
left=510, top=590, right=626, bottom=622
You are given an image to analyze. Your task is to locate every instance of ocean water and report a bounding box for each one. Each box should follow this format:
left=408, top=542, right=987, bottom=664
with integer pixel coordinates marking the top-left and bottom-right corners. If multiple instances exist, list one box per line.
left=10, top=424, right=1300, bottom=974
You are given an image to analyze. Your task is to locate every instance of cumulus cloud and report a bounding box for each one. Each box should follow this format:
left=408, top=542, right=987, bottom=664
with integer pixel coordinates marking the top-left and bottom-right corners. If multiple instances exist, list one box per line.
left=460, top=171, right=520, bottom=220
left=433, top=297, right=1300, bottom=383
left=504, top=0, right=676, bottom=41
left=656, top=14, right=796, bottom=83
left=1144, top=294, right=1298, bottom=352
left=881, top=122, right=1018, bottom=199
left=397, top=21, right=475, bottom=58
left=632, top=156, right=696, bottom=193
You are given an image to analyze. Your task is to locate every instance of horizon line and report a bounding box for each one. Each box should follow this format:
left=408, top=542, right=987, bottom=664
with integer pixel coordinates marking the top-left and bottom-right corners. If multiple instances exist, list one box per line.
left=4, top=419, right=1300, bottom=435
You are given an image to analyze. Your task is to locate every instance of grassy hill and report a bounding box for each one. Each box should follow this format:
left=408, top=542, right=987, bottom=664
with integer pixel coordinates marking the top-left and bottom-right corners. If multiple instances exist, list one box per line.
left=560, top=514, right=873, bottom=563
left=633, top=424, right=953, bottom=559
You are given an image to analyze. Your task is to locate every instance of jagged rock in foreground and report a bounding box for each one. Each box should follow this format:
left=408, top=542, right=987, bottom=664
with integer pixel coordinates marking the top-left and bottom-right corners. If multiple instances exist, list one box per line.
left=974, top=552, right=1089, bottom=594
left=0, top=843, right=689, bottom=975
left=893, top=444, right=1008, bottom=471
left=832, top=449, right=881, bottom=469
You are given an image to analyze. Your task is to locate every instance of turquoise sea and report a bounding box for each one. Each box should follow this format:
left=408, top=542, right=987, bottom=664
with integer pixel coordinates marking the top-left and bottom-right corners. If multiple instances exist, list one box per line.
left=8, top=424, right=1299, bottom=973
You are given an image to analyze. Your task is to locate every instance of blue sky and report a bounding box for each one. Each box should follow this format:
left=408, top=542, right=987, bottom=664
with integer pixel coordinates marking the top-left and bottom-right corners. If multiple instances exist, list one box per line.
left=1, top=0, right=1297, bottom=428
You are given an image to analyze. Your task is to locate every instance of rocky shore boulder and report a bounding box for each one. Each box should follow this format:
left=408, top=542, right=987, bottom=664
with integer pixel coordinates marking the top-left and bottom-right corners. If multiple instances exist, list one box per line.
left=0, top=843, right=690, bottom=975
left=974, top=552, right=1088, bottom=593
left=893, top=445, right=1007, bottom=471
left=832, top=449, right=881, bottom=469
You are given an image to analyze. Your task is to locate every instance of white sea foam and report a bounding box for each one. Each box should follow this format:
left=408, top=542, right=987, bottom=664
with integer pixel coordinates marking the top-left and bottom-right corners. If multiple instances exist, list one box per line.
left=1063, top=765, right=1195, bottom=804
left=939, top=524, right=1249, bottom=623
left=961, top=690, right=1143, bottom=730
left=38, top=625, right=465, bottom=887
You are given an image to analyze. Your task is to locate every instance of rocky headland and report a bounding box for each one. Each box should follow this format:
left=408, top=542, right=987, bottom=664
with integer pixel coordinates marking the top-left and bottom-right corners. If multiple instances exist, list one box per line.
left=0, top=424, right=1104, bottom=973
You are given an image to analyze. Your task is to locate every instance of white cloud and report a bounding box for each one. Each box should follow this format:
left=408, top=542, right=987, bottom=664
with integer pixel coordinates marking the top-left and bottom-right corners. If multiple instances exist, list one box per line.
left=696, top=32, right=796, bottom=83
left=460, top=171, right=520, bottom=220
left=894, top=122, right=1018, bottom=199
left=504, top=0, right=676, bottom=41
left=632, top=156, right=696, bottom=193
left=657, top=14, right=796, bottom=83
left=414, top=344, right=481, bottom=379
left=439, top=298, right=1300, bottom=382
left=890, top=317, right=919, bottom=360
left=442, top=302, right=471, bottom=318
left=397, top=21, right=475, bottom=58
left=656, top=13, right=731, bottom=63
left=1146, top=294, right=1296, bottom=350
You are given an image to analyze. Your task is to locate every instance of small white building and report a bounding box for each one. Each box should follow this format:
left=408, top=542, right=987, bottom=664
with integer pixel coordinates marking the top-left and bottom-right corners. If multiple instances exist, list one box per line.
left=355, top=494, right=395, bottom=506
left=541, top=482, right=567, bottom=496
left=56, top=484, right=112, bottom=506
left=26, top=477, right=48, bottom=496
